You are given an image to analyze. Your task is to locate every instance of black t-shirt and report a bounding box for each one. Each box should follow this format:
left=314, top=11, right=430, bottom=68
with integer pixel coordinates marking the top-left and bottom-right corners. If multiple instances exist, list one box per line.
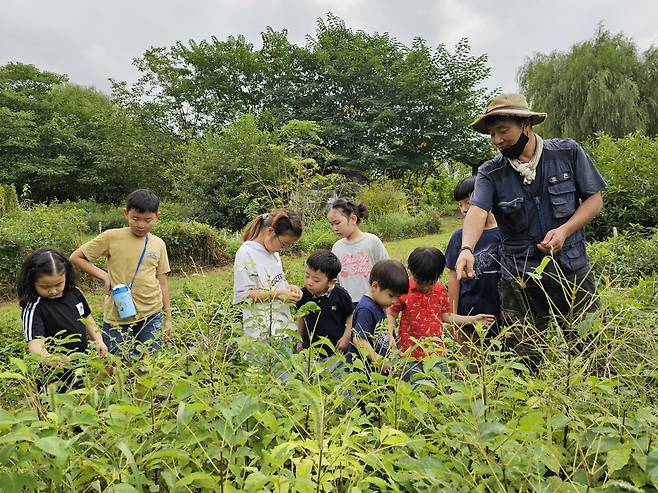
left=296, top=285, right=354, bottom=356
left=22, top=287, right=92, bottom=353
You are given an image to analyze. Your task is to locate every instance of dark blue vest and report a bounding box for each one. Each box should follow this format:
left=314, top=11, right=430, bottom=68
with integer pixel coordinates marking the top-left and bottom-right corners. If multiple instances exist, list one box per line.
left=480, top=140, right=590, bottom=283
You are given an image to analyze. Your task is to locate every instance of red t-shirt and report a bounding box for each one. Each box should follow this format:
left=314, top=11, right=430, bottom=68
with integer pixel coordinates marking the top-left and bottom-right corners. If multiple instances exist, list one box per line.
left=388, top=279, right=451, bottom=360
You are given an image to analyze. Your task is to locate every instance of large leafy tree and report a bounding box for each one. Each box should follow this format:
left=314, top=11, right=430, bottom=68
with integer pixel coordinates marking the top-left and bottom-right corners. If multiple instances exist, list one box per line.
left=518, top=26, right=658, bottom=141
left=115, top=15, right=492, bottom=179
left=0, top=62, right=178, bottom=202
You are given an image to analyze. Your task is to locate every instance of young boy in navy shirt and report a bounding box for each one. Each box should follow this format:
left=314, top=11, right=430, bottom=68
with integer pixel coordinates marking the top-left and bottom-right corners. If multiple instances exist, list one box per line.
left=296, top=250, right=354, bottom=357
left=351, top=259, right=409, bottom=372
left=446, top=177, right=502, bottom=351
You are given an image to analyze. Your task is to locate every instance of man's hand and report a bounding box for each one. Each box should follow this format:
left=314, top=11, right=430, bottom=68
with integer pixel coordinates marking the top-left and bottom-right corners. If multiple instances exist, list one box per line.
left=455, top=249, right=476, bottom=281
left=537, top=226, right=568, bottom=254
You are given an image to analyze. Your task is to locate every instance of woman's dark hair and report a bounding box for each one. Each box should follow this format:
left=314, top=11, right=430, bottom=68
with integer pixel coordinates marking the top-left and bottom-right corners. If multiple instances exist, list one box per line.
left=243, top=208, right=303, bottom=242
left=369, top=259, right=409, bottom=296
left=407, top=247, right=445, bottom=284
left=306, top=249, right=341, bottom=280
left=453, top=176, right=476, bottom=201
left=126, top=189, right=160, bottom=213
left=330, top=198, right=367, bottom=224
left=17, top=248, right=78, bottom=308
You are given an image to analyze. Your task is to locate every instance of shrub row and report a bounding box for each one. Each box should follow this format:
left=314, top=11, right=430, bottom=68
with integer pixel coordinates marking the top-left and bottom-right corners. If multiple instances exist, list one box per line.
left=588, top=226, right=658, bottom=286
left=0, top=203, right=442, bottom=294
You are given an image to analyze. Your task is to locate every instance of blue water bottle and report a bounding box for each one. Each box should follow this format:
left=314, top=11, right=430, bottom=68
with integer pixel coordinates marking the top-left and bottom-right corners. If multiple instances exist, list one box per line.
left=112, top=284, right=137, bottom=319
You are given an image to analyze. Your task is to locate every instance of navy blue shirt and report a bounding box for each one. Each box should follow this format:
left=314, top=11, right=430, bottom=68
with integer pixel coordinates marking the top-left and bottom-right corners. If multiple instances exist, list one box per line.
left=469, top=138, right=607, bottom=281
left=296, top=285, right=354, bottom=356
left=350, top=295, right=389, bottom=358
left=446, top=227, right=502, bottom=320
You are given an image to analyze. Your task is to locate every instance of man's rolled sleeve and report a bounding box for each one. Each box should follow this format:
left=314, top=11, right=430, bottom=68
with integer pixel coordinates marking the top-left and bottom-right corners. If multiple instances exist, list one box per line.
left=469, top=171, right=495, bottom=212
left=572, top=142, right=607, bottom=200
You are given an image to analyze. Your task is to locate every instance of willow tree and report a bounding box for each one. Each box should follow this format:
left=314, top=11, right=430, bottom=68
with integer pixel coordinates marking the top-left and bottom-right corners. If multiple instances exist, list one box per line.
left=518, top=25, right=658, bottom=141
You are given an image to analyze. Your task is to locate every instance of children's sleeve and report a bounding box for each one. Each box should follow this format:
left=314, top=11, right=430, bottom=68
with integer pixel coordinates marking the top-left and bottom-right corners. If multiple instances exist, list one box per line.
left=22, top=303, right=45, bottom=341
left=440, top=284, right=451, bottom=314
left=444, top=229, right=463, bottom=271
left=80, top=230, right=111, bottom=262
left=233, top=249, right=257, bottom=305
left=388, top=295, right=405, bottom=315
left=352, top=308, right=374, bottom=339
left=157, top=240, right=171, bottom=275
left=341, top=289, right=354, bottom=316
left=373, top=235, right=389, bottom=262
left=74, top=288, right=92, bottom=317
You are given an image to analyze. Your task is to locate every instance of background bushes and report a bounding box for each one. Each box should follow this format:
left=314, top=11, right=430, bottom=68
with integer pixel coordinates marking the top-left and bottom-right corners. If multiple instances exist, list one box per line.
left=588, top=226, right=658, bottom=285
left=0, top=205, right=87, bottom=293
left=153, top=220, right=231, bottom=270
left=587, top=133, right=658, bottom=239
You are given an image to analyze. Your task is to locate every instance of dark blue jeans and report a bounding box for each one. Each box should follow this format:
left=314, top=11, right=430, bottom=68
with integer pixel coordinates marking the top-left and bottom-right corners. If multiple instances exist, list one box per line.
left=103, top=312, right=163, bottom=357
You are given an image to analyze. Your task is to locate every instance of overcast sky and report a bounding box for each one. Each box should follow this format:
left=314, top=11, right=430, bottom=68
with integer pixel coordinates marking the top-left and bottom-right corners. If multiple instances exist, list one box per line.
left=1, top=0, right=656, bottom=96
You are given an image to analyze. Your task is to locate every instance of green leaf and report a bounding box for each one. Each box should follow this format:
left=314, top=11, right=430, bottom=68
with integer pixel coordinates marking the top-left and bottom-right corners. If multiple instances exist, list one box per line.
left=178, top=472, right=220, bottom=489
left=116, top=442, right=143, bottom=490
left=538, top=443, right=563, bottom=474
left=607, top=443, right=633, bottom=474
left=9, top=357, right=28, bottom=374
left=108, top=484, right=139, bottom=493
left=0, top=372, right=26, bottom=381
left=34, top=436, right=69, bottom=459
left=647, top=448, right=658, bottom=487
left=243, top=471, right=268, bottom=492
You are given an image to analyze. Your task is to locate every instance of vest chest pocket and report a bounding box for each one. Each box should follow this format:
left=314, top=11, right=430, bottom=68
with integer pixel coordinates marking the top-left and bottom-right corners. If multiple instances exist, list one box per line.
left=548, top=176, right=576, bottom=219
left=497, top=197, right=527, bottom=234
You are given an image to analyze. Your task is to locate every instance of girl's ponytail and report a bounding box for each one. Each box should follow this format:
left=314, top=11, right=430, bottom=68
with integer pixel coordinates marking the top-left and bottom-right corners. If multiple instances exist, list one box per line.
left=243, top=208, right=303, bottom=241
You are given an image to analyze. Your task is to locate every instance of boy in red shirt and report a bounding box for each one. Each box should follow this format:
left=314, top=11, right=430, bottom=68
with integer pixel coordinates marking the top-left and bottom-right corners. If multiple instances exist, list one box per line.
left=387, top=247, right=495, bottom=381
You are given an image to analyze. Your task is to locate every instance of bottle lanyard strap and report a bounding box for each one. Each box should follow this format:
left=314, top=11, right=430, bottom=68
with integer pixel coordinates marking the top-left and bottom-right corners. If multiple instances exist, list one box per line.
left=129, top=235, right=149, bottom=290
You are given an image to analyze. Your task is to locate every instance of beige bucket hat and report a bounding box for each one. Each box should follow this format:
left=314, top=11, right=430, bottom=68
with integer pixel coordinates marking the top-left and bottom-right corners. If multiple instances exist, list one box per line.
left=471, top=93, right=547, bottom=134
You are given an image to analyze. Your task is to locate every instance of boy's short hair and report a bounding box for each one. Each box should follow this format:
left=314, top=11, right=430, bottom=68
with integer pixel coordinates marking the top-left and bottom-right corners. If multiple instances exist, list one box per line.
left=126, top=189, right=160, bottom=213
left=453, top=176, right=476, bottom=201
left=369, top=259, right=409, bottom=296
left=408, top=247, right=445, bottom=284
left=306, top=249, right=341, bottom=280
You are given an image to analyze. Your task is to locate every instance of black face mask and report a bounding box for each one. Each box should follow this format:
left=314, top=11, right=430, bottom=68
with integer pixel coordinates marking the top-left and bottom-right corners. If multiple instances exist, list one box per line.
left=501, top=128, right=529, bottom=159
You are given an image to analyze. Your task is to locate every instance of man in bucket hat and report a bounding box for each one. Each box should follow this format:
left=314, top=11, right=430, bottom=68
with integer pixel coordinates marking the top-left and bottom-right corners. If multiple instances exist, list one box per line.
left=454, top=93, right=606, bottom=372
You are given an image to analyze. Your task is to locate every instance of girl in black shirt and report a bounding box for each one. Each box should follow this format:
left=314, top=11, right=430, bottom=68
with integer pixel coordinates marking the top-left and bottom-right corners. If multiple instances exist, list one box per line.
left=18, top=248, right=107, bottom=383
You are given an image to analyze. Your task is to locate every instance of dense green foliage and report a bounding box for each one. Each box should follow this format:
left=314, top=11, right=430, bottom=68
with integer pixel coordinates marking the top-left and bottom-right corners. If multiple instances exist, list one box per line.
left=0, top=271, right=656, bottom=491
left=519, top=26, right=658, bottom=142
left=589, top=227, right=658, bottom=285
left=116, top=15, right=492, bottom=178
left=0, top=206, right=230, bottom=295
left=0, top=63, right=177, bottom=203
left=586, top=133, right=658, bottom=238
left=0, top=205, right=88, bottom=291
left=170, top=115, right=341, bottom=231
